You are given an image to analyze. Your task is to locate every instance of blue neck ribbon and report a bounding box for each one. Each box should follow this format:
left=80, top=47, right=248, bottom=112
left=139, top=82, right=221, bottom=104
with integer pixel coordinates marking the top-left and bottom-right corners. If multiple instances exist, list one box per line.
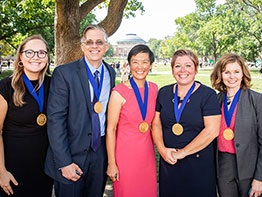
left=223, top=88, right=241, bottom=127
left=22, top=74, right=44, bottom=112
left=174, top=82, right=195, bottom=123
left=84, top=60, right=104, bottom=100
left=130, top=77, right=148, bottom=121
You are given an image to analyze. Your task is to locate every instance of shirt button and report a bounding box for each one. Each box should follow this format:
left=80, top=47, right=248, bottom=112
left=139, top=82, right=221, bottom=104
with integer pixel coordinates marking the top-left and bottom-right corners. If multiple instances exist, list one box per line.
left=236, top=143, right=240, bottom=148
left=196, top=154, right=200, bottom=158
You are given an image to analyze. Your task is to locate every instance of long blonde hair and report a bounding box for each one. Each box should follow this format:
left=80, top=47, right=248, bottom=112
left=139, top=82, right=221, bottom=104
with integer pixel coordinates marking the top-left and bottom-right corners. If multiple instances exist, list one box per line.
left=11, top=35, right=49, bottom=107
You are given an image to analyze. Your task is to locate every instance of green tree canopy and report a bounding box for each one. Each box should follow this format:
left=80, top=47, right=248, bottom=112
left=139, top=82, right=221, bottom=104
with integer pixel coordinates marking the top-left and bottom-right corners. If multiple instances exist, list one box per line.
left=0, top=0, right=144, bottom=65
left=163, top=0, right=262, bottom=62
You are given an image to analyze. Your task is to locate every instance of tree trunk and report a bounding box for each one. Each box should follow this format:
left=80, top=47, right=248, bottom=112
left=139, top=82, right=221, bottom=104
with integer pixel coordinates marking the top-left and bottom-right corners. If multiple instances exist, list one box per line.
left=55, top=0, right=81, bottom=65
left=55, top=0, right=128, bottom=66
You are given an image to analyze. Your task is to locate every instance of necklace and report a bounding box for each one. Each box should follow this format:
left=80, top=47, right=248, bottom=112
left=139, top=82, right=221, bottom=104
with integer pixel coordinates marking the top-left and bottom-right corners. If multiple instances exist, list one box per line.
left=178, top=97, right=183, bottom=104
left=226, top=94, right=235, bottom=105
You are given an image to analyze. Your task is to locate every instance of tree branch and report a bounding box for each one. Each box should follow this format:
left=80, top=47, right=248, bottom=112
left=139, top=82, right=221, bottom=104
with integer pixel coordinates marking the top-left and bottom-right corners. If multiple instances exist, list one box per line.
left=80, top=0, right=105, bottom=20
left=99, top=0, right=128, bottom=36
left=242, top=0, right=261, bottom=12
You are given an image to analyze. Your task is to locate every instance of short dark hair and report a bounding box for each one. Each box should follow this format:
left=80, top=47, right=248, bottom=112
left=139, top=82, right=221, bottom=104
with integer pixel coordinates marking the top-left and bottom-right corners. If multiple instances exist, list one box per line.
left=127, top=44, right=154, bottom=64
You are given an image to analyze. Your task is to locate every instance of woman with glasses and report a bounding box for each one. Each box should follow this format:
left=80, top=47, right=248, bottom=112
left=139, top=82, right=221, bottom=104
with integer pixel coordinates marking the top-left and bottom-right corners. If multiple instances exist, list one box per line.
left=0, top=35, right=53, bottom=196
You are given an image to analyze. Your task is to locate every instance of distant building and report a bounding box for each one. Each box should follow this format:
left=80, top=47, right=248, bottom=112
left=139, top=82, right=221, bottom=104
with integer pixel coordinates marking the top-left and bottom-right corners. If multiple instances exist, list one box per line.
left=113, top=33, right=146, bottom=57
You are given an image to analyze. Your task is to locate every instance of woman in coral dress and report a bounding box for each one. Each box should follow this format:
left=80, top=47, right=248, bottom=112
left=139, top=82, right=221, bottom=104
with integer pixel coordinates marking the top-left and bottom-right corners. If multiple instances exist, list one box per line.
left=106, top=44, right=158, bottom=197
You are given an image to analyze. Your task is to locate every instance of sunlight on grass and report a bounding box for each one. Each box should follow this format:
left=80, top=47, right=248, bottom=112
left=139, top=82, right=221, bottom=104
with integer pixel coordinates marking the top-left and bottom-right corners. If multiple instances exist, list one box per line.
left=2, top=63, right=261, bottom=92
left=115, top=64, right=262, bottom=92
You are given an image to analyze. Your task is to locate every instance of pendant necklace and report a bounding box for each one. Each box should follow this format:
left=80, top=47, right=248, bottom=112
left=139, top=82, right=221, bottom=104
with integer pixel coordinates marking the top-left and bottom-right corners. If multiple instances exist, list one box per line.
left=227, top=94, right=235, bottom=105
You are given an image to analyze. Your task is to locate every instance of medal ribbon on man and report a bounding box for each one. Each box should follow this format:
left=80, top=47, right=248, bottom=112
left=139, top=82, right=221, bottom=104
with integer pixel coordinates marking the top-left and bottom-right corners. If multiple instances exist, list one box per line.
left=84, top=60, right=104, bottom=113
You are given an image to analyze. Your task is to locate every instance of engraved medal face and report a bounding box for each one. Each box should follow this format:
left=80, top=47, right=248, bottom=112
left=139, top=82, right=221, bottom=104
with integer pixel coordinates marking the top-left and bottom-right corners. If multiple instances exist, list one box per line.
left=94, top=101, right=103, bottom=114
left=223, top=128, right=234, bottom=140
left=139, top=121, right=149, bottom=133
left=37, top=113, right=47, bottom=126
left=172, top=123, right=183, bottom=136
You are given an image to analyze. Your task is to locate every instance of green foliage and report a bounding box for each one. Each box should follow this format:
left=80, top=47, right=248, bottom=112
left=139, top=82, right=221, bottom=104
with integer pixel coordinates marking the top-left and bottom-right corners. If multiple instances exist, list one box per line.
left=80, top=13, right=97, bottom=34
left=0, top=41, right=14, bottom=57
left=160, top=38, right=178, bottom=58
left=195, top=0, right=216, bottom=19
left=225, top=0, right=262, bottom=61
left=92, top=0, right=144, bottom=19
left=123, top=0, right=144, bottom=18
left=0, top=0, right=55, bottom=40
left=0, top=0, right=55, bottom=54
left=152, top=0, right=262, bottom=62
left=0, top=70, right=13, bottom=79
left=105, top=43, right=114, bottom=57
left=148, top=38, right=163, bottom=59
left=1, top=0, right=145, bottom=60
left=1, top=0, right=261, bottom=63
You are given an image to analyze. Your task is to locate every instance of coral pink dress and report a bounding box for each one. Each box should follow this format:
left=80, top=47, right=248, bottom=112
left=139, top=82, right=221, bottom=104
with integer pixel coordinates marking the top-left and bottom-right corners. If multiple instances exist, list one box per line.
left=113, top=82, right=158, bottom=197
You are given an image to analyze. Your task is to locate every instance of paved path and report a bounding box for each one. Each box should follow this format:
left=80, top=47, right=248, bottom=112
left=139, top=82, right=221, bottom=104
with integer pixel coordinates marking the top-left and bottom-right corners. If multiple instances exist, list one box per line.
left=103, top=184, right=113, bottom=197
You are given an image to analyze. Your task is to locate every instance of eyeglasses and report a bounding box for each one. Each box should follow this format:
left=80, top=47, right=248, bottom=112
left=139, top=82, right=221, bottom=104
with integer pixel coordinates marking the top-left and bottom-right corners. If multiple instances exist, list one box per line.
left=22, top=49, right=48, bottom=59
left=82, top=39, right=105, bottom=46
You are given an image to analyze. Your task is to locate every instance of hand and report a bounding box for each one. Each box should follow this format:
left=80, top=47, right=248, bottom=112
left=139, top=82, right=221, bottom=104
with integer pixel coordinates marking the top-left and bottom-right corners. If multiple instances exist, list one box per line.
left=172, top=149, right=187, bottom=160
left=107, top=163, right=119, bottom=182
left=250, top=179, right=262, bottom=197
left=0, top=170, right=18, bottom=195
left=160, top=148, right=177, bottom=165
left=61, top=163, right=83, bottom=182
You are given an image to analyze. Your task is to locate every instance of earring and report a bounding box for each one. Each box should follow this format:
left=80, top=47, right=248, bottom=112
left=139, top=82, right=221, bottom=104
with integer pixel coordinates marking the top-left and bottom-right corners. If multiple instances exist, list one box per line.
left=18, top=61, right=23, bottom=67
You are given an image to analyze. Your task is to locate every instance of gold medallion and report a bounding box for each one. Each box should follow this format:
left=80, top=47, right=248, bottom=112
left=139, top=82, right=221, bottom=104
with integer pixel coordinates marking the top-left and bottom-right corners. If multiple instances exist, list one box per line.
left=139, top=121, right=149, bottom=133
left=94, top=101, right=103, bottom=114
left=36, top=113, right=47, bottom=126
left=172, top=123, right=183, bottom=136
left=223, top=128, right=234, bottom=140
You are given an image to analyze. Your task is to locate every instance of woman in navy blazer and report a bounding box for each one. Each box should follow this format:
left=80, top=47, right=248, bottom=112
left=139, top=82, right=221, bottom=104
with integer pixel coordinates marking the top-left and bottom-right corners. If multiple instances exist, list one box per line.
left=211, top=53, right=262, bottom=197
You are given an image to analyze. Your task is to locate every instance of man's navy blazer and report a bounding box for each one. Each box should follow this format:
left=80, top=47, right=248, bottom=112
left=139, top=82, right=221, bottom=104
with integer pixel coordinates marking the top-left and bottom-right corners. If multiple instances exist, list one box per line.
left=44, top=58, right=116, bottom=184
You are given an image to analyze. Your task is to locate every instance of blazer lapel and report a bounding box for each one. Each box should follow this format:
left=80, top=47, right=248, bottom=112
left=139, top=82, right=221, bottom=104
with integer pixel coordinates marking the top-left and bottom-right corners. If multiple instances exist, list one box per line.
left=235, top=89, right=249, bottom=132
left=78, top=58, right=92, bottom=114
left=103, top=60, right=116, bottom=89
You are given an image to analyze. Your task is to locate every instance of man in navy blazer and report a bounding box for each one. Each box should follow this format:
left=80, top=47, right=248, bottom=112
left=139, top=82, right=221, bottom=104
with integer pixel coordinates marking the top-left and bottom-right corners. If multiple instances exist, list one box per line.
left=45, top=25, right=116, bottom=197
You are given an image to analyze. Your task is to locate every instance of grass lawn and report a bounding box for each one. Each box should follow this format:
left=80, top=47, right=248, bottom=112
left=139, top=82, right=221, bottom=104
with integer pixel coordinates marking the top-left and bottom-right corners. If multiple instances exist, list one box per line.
left=113, top=63, right=262, bottom=92
left=2, top=63, right=261, bottom=92
left=147, top=64, right=262, bottom=92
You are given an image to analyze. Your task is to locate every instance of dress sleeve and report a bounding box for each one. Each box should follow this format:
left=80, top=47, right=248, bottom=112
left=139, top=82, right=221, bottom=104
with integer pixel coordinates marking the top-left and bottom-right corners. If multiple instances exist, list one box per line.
left=0, top=77, right=12, bottom=103
left=201, top=87, right=221, bottom=116
left=155, top=85, right=169, bottom=112
left=112, top=83, right=128, bottom=99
